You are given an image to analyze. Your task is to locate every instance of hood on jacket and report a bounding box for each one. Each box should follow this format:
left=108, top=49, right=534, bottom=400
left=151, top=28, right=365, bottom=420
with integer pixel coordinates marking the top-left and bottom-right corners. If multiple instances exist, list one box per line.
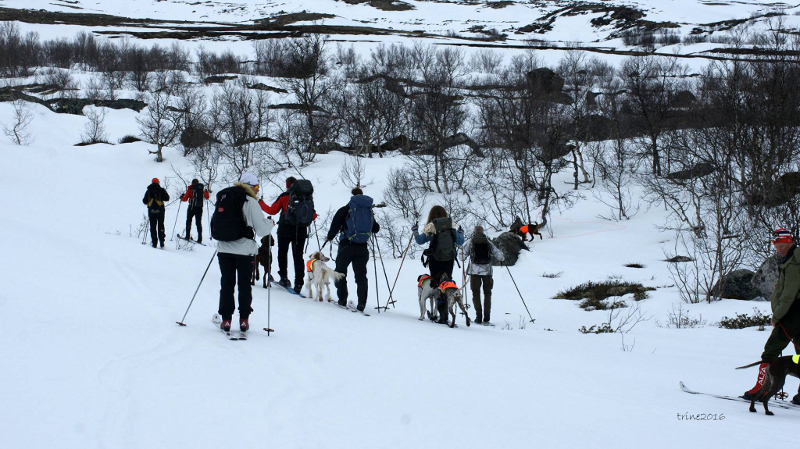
left=234, top=182, right=258, bottom=200
left=422, top=221, right=459, bottom=235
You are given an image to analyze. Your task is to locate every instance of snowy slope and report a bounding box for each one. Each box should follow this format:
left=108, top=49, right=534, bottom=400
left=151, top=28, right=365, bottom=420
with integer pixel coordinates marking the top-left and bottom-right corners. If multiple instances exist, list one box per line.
left=5, top=0, right=800, bottom=63
left=1, top=98, right=798, bottom=449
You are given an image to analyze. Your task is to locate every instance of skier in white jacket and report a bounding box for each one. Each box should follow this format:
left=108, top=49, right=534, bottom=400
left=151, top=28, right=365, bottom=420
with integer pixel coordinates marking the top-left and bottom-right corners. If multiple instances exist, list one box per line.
left=217, top=172, right=274, bottom=332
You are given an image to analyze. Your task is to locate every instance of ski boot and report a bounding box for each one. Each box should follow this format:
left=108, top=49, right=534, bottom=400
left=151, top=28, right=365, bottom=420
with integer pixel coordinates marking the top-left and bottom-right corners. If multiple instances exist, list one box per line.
left=278, top=277, right=291, bottom=288
left=239, top=318, right=249, bottom=332
left=220, top=319, right=232, bottom=332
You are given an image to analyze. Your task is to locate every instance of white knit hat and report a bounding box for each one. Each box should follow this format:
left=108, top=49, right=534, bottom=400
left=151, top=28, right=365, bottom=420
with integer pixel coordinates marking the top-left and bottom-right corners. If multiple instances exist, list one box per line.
left=240, top=172, right=258, bottom=186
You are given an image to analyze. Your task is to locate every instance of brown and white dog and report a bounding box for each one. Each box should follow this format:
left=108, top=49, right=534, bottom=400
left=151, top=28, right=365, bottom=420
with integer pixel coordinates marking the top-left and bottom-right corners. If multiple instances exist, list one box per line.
left=304, top=251, right=345, bottom=302
left=252, top=235, right=275, bottom=288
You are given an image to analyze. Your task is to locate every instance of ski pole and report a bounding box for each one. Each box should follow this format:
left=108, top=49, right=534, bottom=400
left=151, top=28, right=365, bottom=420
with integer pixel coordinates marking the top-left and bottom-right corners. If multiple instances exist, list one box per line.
left=170, top=201, right=182, bottom=241
left=375, top=236, right=393, bottom=304
left=141, top=212, right=148, bottom=245
left=176, top=250, right=217, bottom=326
left=461, top=248, right=468, bottom=309
left=383, top=234, right=413, bottom=310
left=505, top=264, right=534, bottom=323
left=370, top=234, right=381, bottom=314
left=206, top=201, right=212, bottom=242
left=313, top=221, right=322, bottom=251
left=264, top=269, right=274, bottom=335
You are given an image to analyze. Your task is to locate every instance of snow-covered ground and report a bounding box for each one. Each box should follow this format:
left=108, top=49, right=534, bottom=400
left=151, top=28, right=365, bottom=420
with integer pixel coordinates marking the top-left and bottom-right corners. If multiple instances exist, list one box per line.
left=1, top=94, right=798, bottom=448
left=5, top=0, right=800, bottom=65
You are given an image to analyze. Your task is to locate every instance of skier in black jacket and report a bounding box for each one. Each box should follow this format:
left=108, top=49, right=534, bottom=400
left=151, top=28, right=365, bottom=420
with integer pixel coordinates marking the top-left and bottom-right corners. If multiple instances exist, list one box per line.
left=324, top=188, right=380, bottom=312
left=142, top=178, right=170, bottom=248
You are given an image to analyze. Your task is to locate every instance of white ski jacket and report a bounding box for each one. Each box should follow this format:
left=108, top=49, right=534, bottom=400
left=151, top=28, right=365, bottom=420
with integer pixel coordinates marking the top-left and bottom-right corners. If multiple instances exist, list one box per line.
left=463, top=238, right=505, bottom=276
left=217, top=183, right=274, bottom=256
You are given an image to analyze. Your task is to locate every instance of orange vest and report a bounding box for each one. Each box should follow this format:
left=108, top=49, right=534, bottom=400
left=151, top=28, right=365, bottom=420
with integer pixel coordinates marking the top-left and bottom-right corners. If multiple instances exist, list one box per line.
left=439, top=280, right=458, bottom=292
left=306, top=259, right=315, bottom=272
left=519, top=225, right=529, bottom=234
left=418, top=275, right=431, bottom=287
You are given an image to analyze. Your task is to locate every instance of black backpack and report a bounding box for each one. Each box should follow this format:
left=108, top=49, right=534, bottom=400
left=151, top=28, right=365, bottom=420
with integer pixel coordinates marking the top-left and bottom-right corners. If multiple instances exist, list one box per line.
left=283, top=179, right=315, bottom=227
left=210, top=186, right=249, bottom=241
left=471, top=233, right=492, bottom=265
left=191, top=183, right=205, bottom=208
left=147, top=186, right=164, bottom=215
left=430, top=217, right=456, bottom=262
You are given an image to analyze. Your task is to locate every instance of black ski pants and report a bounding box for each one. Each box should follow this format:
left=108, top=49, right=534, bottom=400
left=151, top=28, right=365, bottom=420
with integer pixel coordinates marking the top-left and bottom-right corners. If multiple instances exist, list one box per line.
left=185, top=206, right=203, bottom=240
left=218, top=253, right=255, bottom=321
left=278, top=233, right=307, bottom=285
left=428, top=258, right=455, bottom=320
left=470, top=275, right=493, bottom=321
left=149, top=210, right=166, bottom=245
left=334, top=242, right=370, bottom=311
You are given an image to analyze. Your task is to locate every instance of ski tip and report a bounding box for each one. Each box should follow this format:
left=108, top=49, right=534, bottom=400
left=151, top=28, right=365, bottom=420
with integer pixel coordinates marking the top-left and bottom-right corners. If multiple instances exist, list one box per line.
left=176, top=321, right=187, bottom=326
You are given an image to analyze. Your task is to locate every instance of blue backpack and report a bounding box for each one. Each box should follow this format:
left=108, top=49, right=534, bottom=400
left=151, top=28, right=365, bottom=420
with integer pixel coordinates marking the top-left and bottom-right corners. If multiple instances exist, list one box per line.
left=342, top=195, right=374, bottom=244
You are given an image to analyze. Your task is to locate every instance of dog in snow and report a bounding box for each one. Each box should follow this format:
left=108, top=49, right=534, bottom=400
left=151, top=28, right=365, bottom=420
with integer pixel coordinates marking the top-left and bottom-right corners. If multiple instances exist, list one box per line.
left=304, top=251, right=344, bottom=302
left=252, top=235, right=275, bottom=288
left=417, top=273, right=471, bottom=328
left=736, top=356, right=800, bottom=415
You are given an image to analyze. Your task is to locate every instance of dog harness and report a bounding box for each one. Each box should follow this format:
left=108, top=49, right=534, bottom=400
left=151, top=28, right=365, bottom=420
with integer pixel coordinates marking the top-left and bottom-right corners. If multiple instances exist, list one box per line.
left=439, top=280, right=458, bottom=292
left=417, top=275, right=431, bottom=287
left=306, top=259, right=314, bottom=273
left=519, top=225, right=529, bottom=234
left=793, top=355, right=800, bottom=364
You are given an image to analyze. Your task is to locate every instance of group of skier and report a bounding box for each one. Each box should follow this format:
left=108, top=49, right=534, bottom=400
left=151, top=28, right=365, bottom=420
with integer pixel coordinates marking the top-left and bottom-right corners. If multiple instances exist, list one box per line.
left=142, top=172, right=506, bottom=331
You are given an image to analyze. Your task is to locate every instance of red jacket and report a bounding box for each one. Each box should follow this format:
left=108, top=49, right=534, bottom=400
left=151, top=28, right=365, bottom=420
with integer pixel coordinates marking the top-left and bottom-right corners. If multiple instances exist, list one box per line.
left=259, top=193, right=288, bottom=216
left=258, top=192, right=317, bottom=220
left=181, top=185, right=210, bottom=202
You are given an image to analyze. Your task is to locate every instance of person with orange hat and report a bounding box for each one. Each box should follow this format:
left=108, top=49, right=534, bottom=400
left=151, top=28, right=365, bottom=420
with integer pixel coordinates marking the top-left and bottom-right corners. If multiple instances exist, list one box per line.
left=142, top=178, right=170, bottom=248
left=744, top=228, right=800, bottom=404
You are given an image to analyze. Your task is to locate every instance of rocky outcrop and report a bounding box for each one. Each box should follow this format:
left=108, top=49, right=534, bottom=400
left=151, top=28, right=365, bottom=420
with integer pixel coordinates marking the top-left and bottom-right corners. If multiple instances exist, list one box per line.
left=491, top=231, right=529, bottom=266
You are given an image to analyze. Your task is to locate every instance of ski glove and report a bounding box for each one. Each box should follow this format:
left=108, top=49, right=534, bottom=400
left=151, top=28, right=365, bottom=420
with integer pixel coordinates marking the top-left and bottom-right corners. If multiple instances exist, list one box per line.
left=411, top=223, right=419, bottom=233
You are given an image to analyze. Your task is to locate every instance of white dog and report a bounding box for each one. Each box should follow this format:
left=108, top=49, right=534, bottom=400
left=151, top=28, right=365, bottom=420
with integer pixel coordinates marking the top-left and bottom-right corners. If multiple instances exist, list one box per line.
left=304, top=251, right=345, bottom=302
left=417, top=274, right=440, bottom=321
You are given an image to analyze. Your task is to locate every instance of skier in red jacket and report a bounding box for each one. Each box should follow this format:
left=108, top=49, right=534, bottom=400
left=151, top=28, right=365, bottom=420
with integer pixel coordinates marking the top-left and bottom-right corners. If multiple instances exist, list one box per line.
left=259, top=176, right=317, bottom=292
left=180, top=179, right=210, bottom=243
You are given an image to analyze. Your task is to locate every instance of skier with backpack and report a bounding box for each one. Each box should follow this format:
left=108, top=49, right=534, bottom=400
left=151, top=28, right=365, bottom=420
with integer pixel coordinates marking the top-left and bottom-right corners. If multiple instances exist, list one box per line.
left=211, top=172, right=274, bottom=333
left=462, top=225, right=505, bottom=325
left=142, top=178, right=170, bottom=248
left=324, top=188, right=380, bottom=312
left=259, top=176, right=317, bottom=293
left=413, top=205, right=465, bottom=324
left=180, top=178, right=210, bottom=243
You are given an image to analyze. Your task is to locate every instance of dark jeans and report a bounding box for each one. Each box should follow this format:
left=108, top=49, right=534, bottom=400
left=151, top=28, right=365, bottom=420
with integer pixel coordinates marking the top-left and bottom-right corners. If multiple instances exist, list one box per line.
left=149, top=210, right=165, bottom=245
left=278, top=233, right=307, bottom=285
left=762, top=317, right=800, bottom=360
left=218, top=253, right=255, bottom=320
left=428, top=258, right=455, bottom=306
left=334, top=242, right=370, bottom=311
left=185, top=206, right=203, bottom=239
left=470, top=274, right=493, bottom=321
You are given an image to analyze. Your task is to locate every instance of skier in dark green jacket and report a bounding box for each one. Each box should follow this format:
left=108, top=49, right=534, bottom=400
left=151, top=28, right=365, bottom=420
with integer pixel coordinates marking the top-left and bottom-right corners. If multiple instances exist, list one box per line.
left=744, top=228, right=800, bottom=404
